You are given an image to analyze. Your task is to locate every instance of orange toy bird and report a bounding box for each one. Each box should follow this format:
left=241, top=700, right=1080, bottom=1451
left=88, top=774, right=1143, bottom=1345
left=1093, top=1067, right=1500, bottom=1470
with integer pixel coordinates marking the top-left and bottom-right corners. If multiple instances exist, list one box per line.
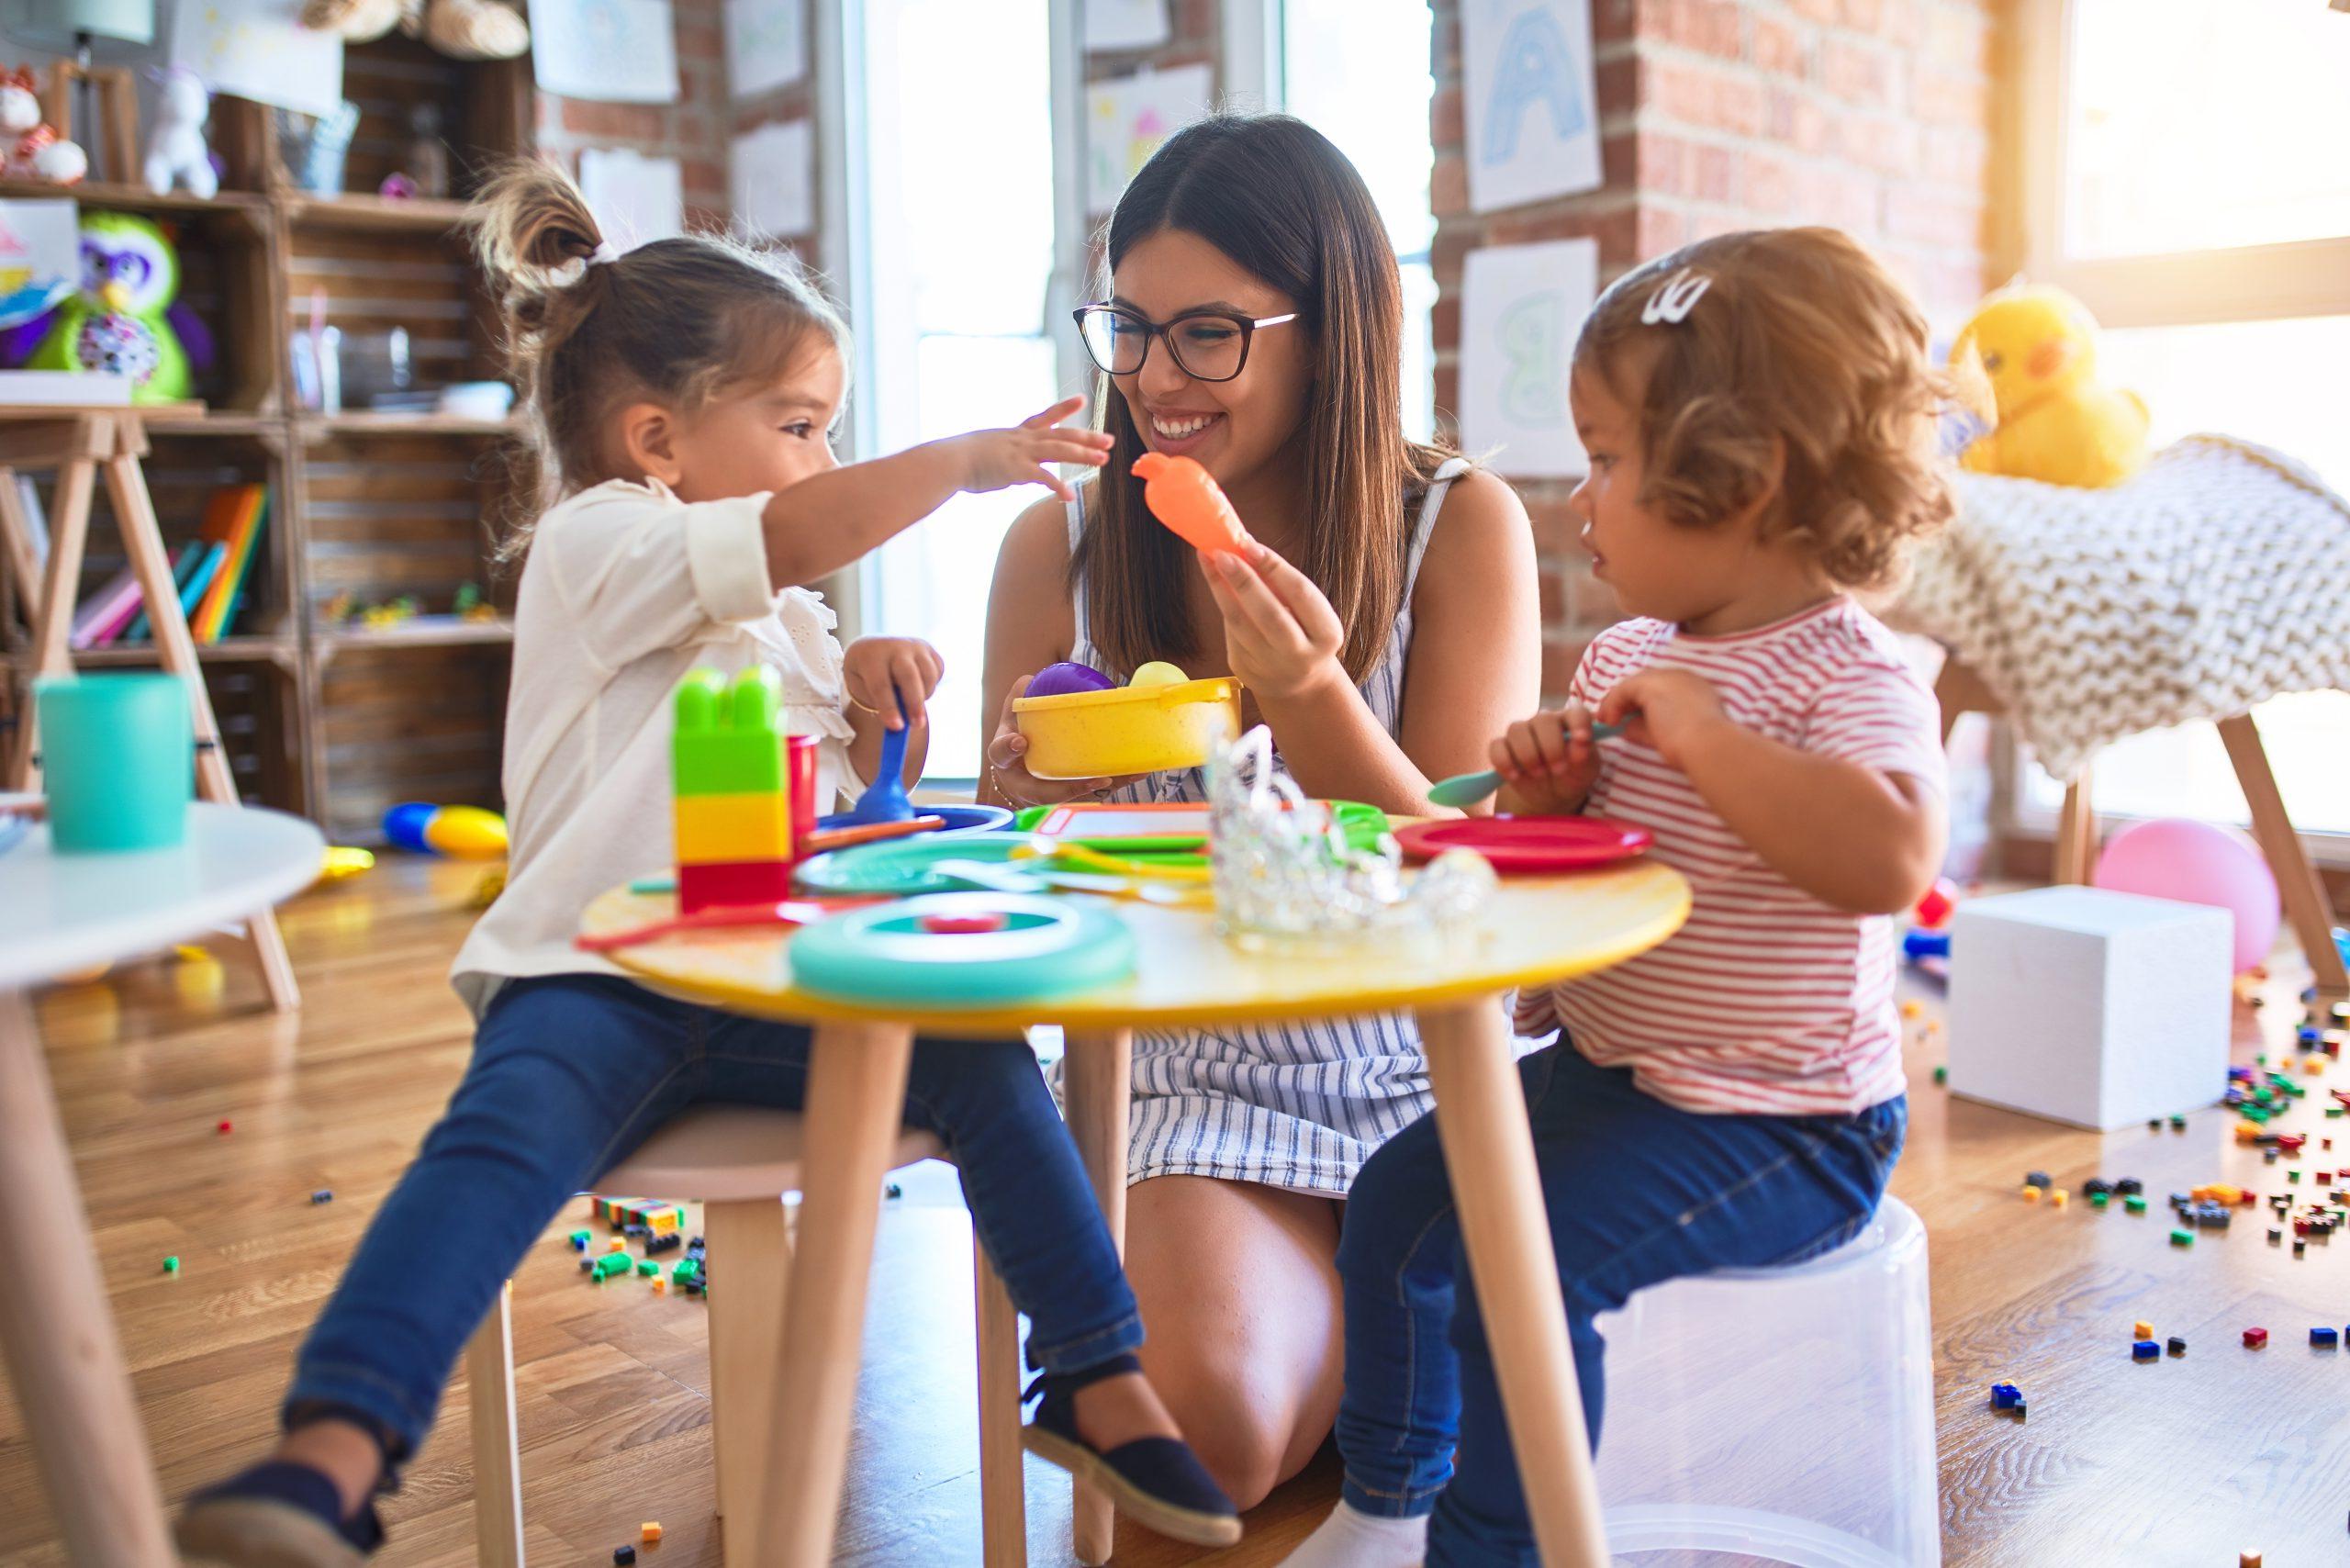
left=1133, top=453, right=1252, bottom=554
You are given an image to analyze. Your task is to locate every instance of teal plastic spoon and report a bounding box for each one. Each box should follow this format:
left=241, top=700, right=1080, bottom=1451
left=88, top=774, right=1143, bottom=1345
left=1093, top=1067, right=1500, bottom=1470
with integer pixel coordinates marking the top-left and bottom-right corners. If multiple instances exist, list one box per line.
left=1427, top=720, right=1626, bottom=809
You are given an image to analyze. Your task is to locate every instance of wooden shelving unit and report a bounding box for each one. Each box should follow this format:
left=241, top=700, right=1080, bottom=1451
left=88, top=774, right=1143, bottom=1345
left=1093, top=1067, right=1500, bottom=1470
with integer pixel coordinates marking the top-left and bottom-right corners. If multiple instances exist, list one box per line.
left=0, top=39, right=533, bottom=844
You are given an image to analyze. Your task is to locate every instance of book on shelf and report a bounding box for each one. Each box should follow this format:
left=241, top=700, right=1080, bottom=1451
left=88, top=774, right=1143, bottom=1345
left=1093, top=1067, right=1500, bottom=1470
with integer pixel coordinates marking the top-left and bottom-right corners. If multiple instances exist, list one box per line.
left=0, top=369, right=133, bottom=407
left=188, top=484, right=267, bottom=645
left=125, top=543, right=203, bottom=643
left=67, top=566, right=140, bottom=649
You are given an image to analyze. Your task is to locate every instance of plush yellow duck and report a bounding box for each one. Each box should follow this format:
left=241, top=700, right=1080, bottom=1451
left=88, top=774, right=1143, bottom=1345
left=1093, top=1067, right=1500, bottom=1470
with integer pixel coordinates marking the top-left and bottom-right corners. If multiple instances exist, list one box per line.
left=1951, top=284, right=2149, bottom=488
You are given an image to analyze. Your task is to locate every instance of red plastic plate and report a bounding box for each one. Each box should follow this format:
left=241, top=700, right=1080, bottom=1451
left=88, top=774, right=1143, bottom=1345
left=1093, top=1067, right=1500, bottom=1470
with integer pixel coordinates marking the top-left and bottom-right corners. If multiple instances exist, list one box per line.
left=1394, top=815, right=1652, bottom=873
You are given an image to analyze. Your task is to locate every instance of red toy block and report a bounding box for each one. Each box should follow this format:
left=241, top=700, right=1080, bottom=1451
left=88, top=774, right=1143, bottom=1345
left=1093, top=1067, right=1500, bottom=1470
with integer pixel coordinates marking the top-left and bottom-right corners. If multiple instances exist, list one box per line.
left=677, top=857, right=794, bottom=914
left=2244, top=1327, right=2268, bottom=1348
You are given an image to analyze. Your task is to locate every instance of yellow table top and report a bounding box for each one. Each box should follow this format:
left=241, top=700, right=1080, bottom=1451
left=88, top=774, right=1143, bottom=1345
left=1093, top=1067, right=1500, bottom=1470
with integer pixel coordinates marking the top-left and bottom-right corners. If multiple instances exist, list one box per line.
left=582, top=860, right=1691, bottom=1034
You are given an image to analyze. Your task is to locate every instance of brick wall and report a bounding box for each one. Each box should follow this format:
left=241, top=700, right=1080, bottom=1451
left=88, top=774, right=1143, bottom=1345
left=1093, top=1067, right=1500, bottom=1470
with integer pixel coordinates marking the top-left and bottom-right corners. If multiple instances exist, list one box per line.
left=1427, top=0, right=1999, bottom=695
left=532, top=0, right=745, bottom=233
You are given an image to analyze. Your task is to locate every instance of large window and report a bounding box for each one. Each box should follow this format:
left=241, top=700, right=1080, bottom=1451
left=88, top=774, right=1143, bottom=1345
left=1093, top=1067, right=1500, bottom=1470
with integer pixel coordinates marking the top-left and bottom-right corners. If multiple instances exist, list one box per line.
left=853, top=0, right=1065, bottom=777
left=2009, top=0, right=2350, bottom=844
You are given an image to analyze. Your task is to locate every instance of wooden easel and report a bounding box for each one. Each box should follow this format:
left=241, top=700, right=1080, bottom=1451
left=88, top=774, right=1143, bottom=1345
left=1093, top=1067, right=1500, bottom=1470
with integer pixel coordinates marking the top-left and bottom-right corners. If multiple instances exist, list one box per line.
left=0, top=408, right=300, bottom=1013
left=1937, top=655, right=2349, bottom=1000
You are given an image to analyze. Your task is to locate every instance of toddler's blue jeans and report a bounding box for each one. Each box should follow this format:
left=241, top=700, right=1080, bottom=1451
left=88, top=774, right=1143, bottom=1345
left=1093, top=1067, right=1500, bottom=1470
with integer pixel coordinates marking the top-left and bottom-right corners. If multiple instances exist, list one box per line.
left=285, top=973, right=1142, bottom=1456
left=1333, top=1040, right=1906, bottom=1567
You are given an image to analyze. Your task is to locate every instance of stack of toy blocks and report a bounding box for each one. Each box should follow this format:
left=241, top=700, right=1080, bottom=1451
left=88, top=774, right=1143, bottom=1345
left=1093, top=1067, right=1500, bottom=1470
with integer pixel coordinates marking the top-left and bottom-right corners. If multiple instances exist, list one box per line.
left=673, top=666, right=797, bottom=913
left=593, top=1196, right=687, bottom=1236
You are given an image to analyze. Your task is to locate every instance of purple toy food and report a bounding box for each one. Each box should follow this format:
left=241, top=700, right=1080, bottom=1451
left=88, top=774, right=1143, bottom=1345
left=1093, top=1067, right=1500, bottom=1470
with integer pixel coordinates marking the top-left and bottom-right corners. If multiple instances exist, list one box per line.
left=1026, top=660, right=1116, bottom=698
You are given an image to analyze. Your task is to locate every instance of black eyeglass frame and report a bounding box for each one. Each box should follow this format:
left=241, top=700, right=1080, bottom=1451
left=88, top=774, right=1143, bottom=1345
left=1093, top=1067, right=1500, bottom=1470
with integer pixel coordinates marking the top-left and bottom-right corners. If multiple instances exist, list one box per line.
left=1070, top=304, right=1301, bottom=383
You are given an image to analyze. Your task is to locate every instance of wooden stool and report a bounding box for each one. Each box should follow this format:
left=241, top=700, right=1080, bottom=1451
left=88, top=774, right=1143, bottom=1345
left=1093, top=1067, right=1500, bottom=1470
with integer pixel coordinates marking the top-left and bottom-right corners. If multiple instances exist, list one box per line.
left=0, top=409, right=298, bottom=1012
left=1935, top=655, right=2348, bottom=998
left=464, top=1106, right=1029, bottom=1565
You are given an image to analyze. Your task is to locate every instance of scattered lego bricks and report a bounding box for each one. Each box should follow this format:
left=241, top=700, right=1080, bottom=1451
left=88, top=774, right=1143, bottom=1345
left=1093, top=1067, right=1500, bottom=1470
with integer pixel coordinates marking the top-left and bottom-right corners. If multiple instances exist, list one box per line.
left=162, top=1257, right=179, bottom=1274
left=614, top=1548, right=637, bottom=1565
left=2169, top=1229, right=2194, bottom=1247
left=2133, top=1320, right=2154, bottom=1339
left=2132, top=1339, right=2159, bottom=1361
left=310, top=1190, right=332, bottom=1204
left=2166, top=1337, right=2186, bottom=1356
left=2314, top=1327, right=2340, bottom=1350
left=217, top=1120, right=232, bottom=1135
left=642, top=1521, right=663, bottom=1542
left=1987, top=1382, right=2024, bottom=1417
left=2244, top=1327, right=2268, bottom=1349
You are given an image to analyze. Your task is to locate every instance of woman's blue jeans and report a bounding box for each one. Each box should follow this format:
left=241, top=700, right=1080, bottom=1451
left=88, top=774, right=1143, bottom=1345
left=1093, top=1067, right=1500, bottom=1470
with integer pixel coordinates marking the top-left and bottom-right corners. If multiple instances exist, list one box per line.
left=1332, top=1041, right=1907, bottom=1567
left=285, top=974, right=1142, bottom=1455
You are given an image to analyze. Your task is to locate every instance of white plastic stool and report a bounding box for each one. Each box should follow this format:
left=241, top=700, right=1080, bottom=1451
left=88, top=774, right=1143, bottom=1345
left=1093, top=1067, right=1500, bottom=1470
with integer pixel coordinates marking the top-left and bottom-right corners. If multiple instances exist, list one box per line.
left=464, top=1106, right=1028, bottom=1565
left=1592, top=1195, right=1938, bottom=1567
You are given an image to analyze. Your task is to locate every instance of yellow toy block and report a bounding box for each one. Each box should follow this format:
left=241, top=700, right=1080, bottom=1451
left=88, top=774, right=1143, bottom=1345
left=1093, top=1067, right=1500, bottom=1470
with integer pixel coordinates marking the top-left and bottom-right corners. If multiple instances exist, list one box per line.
left=642, top=1522, right=664, bottom=1543
left=645, top=1207, right=681, bottom=1236
left=674, top=790, right=793, bottom=864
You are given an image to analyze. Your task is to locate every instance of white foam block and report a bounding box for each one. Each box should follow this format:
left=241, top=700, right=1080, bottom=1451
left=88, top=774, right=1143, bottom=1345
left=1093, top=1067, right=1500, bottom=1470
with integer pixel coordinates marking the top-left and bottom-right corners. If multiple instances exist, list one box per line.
left=1947, top=886, right=2232, bottom=1130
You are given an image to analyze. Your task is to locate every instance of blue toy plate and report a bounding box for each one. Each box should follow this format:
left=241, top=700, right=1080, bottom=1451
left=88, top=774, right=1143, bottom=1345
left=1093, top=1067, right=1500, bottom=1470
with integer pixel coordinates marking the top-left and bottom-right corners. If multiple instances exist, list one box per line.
left=789, top=892, right=1136, bottom=1007
left=814, top=803, right=1015, bottom=835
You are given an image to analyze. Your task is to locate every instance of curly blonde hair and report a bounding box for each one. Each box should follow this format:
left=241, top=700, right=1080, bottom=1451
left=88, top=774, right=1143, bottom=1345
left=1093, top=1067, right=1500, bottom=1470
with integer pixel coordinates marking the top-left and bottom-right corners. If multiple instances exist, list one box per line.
left=1573, top=228, right=1953, bottom=591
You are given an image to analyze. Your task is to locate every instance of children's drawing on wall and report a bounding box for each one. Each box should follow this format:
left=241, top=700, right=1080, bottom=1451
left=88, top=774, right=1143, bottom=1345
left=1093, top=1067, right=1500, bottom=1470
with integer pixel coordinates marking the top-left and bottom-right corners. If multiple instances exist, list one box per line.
left=167, top=0, right=346, bottom=119
left=0, top=199, right=78, bottom=345
left=578, top=148, right=684, bottom=251
left=724, top=0, right=804, bottom=98
left=1084, top=63, right=1213, bottom=213
left=531, top=0, right=680, bottom=104
left=1459, top=238, right=1597, bottom=478
left=731, top=119, right=813, bottom=240
left=1461, top=0, right=1602, bottom=212
left=1083, top=0, right=1169, bottom=52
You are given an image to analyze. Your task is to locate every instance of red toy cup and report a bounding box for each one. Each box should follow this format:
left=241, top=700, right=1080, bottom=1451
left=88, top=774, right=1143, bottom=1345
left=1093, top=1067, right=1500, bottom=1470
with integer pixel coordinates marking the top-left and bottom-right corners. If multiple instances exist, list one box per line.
left=785, top=734, right=817, bottom=857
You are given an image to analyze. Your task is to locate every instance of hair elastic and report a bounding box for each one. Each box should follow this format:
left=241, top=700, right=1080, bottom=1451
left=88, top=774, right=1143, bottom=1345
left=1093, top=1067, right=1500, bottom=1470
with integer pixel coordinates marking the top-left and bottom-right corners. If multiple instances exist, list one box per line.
left=588, top=241, right=621, bottom=266
left=1641, top=267, right=1711, bottom=325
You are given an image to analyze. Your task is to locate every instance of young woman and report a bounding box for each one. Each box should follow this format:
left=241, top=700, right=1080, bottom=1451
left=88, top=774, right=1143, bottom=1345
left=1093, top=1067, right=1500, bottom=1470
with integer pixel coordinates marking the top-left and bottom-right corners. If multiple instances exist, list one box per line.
left=980, top=114, right=1541, bottom=1507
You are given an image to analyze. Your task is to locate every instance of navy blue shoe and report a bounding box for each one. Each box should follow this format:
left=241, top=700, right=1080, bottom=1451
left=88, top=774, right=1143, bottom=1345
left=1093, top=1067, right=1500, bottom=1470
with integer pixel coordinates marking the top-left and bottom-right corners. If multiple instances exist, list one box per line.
left=1022, top=1354, right=1243, bottom=1548
left=174, top=1461, right=385, bottom=1567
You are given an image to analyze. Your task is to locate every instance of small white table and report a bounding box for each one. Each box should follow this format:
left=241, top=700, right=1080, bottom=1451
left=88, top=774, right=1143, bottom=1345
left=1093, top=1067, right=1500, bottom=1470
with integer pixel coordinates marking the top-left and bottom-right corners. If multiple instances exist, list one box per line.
left=0, top=801, right=323, bottom=1566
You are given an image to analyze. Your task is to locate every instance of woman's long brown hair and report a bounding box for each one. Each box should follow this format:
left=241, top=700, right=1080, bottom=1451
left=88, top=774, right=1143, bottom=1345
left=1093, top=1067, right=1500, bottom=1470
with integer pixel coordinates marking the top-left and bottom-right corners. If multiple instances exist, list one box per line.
left=1074, top=114, right=1454, bottom=684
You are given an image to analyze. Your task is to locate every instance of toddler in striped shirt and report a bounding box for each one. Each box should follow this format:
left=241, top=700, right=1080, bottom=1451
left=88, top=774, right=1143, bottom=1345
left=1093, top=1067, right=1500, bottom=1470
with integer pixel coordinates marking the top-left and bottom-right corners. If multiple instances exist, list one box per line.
left=1288, top=228, right=1953, bottom=1568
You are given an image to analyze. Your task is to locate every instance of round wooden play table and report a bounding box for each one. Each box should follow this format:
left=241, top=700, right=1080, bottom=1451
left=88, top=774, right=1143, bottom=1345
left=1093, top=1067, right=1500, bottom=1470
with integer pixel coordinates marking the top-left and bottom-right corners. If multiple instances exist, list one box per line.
left=581, top=857, right=1690, bottom=1567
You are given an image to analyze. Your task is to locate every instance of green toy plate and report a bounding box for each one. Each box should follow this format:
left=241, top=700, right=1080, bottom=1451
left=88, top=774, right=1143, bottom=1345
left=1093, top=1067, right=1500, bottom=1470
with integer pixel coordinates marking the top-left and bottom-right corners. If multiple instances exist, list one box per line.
left=1011, top=801, right=1391, bottom=864
left=789, top=892, right=1137, bottom=1007
left=793, top=831, right=1048, bottom=897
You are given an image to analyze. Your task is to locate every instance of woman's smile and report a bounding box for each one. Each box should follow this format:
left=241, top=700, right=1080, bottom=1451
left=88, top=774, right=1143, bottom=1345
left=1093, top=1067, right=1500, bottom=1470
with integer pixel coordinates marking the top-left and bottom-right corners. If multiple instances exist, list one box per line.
left=1139, top=405, right=1226, bottom=457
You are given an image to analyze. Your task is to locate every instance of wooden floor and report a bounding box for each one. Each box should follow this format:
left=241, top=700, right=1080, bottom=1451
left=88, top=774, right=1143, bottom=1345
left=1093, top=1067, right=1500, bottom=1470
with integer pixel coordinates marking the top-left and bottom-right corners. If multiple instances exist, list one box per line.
left=0, top=857, right=2344, bottom=1565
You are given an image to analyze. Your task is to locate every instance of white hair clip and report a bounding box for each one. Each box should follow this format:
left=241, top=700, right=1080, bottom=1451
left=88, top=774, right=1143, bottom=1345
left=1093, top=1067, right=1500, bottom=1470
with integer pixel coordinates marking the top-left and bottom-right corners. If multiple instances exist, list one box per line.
left=588, top=241, right=621, bottom=265
left=1641, top=267, right=1711, bottom=325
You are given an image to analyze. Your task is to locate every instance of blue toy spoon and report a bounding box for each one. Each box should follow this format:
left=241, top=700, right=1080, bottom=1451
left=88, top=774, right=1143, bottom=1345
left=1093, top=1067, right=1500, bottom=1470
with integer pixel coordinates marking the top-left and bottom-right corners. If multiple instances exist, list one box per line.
left=845, top=689, right=914, bottom=825
left=1427, top=720, right=1625, bottom=809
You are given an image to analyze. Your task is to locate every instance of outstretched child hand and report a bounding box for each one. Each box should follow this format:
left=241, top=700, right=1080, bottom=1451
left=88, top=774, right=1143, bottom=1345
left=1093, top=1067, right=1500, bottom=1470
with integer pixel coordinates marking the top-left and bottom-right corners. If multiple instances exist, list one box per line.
left=845, top=636, right=945, bottom=731
left=1490, top=703, right=1606, bottom=816
left=953, top=397, right=1115, bottom=502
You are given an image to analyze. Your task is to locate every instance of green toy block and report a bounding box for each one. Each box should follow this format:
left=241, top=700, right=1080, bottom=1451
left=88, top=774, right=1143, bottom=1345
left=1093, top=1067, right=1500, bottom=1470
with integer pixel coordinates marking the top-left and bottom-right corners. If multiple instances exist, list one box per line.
left=162, top=1256, right=179, bottom=1274
left=674, top=666, right=787, bottom=797
left=594, top=1253, right=632, bottom=1281
left=1932, top=1065, right=1947, bottom=1085
left=569, top=1228, right=592, bottom=1247
left=2125, top=1194, right=2148, bottom=1214
left=2169, top=1228, right=2193, bottom=1247
left=2089, top=1191, right=2109, bottom=1209
left=671, top=1258, right=703, bottom=1282
left=636, top=1259, right=658, bottom=1277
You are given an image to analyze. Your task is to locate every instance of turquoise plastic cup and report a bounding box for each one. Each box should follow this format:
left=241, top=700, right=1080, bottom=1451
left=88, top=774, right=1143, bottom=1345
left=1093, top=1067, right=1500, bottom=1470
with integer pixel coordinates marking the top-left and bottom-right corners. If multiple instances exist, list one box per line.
left=36, top=673, right=193, bottom=853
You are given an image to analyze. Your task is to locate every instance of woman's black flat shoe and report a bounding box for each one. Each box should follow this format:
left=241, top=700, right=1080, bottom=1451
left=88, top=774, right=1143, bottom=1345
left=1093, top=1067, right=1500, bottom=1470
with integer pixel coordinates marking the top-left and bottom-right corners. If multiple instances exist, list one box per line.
left=1021, top=1356, right=1243, bottom=1548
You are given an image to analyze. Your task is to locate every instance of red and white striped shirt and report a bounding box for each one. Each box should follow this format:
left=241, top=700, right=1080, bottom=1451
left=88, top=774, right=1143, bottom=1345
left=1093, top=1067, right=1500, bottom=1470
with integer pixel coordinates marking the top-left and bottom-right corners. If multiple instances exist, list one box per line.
left=1516, top=598, right=1944, bottom=1116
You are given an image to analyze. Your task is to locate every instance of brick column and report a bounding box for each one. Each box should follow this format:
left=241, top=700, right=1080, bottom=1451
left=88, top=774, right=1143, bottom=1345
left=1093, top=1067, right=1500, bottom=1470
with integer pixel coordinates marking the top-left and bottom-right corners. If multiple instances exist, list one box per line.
left=1429, top=0, right=1998, bottom=694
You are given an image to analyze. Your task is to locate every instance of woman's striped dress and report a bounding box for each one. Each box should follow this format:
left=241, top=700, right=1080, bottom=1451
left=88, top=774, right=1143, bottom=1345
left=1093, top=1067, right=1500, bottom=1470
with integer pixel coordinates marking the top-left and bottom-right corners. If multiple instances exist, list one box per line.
left=1058, top=458, right=1476, bottom=1195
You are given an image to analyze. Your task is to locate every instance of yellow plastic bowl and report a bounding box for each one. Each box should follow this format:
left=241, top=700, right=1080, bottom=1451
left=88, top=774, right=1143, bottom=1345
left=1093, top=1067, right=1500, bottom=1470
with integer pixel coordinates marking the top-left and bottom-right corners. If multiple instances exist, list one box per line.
left=1013, top=676, right=1242, bottom=778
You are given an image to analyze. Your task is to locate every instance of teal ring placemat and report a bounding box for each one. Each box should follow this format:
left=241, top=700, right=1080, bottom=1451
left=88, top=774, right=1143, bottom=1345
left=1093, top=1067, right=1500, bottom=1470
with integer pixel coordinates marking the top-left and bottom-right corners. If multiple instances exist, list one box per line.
left=788, top=892, right=1136, bottom=1007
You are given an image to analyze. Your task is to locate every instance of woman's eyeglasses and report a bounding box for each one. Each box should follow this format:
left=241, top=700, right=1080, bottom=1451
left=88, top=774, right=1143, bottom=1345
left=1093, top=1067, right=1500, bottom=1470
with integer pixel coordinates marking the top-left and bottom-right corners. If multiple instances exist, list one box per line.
left=1071, top=305, right=1299, bottom=384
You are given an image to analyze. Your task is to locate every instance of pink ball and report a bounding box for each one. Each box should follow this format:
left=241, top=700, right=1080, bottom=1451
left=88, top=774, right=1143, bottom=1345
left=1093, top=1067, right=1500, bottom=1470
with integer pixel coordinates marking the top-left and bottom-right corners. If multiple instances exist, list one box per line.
left=2091, top=817, right=2279, bottom=972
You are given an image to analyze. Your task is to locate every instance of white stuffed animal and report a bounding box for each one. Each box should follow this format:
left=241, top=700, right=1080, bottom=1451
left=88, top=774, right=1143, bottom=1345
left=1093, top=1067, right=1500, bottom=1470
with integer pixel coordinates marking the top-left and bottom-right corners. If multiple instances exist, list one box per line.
left=142, top=67, right=218, bottom=199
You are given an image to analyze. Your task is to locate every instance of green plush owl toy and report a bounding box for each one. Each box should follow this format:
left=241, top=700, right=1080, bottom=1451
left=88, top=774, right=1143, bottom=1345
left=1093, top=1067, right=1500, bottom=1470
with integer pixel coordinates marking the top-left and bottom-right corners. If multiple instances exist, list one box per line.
left=28, top=212, right=196, bottom=404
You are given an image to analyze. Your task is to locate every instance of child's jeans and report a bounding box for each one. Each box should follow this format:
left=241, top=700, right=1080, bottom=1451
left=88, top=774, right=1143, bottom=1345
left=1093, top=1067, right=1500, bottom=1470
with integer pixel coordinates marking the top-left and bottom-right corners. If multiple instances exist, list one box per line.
left=286, top=974, right=1142, bottom=1457
left=1333, top=1040, right=1907, bottom=1568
